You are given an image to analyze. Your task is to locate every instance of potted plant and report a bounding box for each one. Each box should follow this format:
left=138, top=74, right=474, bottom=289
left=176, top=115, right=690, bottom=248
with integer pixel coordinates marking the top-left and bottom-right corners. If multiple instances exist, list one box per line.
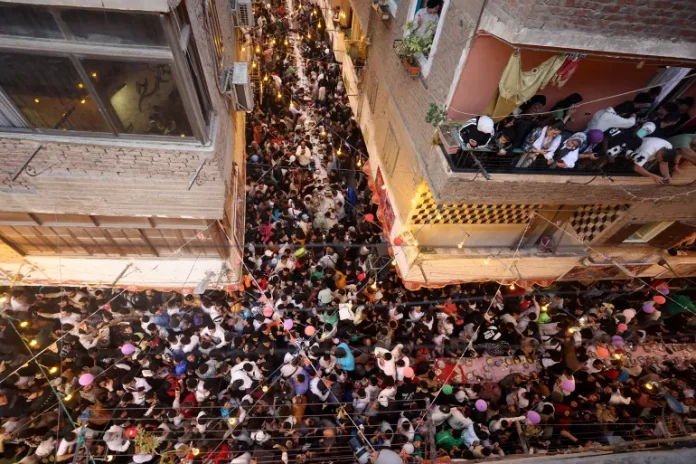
left=425, top=103, right=448, bottom=128
left=394, top=21, right=435, bottom=77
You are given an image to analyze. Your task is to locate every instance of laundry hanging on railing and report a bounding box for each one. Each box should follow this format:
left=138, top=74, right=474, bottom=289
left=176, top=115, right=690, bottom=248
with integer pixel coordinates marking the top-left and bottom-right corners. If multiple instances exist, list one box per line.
left=484, top=51, right=582, bottom=121
left=551, top=53, right=583, bottom=88
left=484, top=51, right=565, bottom=121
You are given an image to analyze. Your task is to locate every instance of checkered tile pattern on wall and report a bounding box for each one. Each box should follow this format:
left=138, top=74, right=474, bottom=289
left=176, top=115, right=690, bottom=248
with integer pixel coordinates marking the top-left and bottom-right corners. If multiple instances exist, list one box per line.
left=568, top=204, right=630, bottom=242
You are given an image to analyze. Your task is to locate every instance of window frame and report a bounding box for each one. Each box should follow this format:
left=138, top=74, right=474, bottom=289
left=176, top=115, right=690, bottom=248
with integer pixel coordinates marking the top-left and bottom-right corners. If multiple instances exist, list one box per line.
left=407, top=0, right=448, bottom=78
left=623, top=221, right=674, bottom=244
left=0, top=5, right=212, bottom=144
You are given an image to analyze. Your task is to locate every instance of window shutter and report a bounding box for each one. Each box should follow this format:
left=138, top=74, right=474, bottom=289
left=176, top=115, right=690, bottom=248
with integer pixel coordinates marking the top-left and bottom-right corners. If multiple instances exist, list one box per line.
left=647, top=222, right=696, bottom=249
left=603, top=223, right=643, bottom=245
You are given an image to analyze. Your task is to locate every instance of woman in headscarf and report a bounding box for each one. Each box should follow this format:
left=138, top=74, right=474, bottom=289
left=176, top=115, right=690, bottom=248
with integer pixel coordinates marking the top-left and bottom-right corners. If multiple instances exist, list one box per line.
left=553, top=132, right=588, bottom=169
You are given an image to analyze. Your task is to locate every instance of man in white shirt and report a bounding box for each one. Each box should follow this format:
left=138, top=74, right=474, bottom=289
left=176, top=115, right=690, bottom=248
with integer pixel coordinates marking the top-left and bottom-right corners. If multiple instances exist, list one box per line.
left=587, top=104, right=636, bottom=132
left=413, top=0, right=442, bottom=38
left=629, top=137, right=674, bottom=183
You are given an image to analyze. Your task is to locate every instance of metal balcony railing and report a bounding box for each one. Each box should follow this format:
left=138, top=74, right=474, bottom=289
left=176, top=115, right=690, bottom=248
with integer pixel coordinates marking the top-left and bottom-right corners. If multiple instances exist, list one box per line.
left=445, top=147, right=643, bottom=178
left=438, top=124, right=644, bottom=179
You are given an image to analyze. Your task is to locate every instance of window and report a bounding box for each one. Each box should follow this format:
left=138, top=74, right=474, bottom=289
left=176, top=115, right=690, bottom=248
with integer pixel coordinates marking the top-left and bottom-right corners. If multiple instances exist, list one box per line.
left=624, top=222, right=674, bottom=243
left=59, top=9, right=166, bottom=46
left=408, top=0, right=447, bottom=77
left=82, top=59, right=192, bottom=136
left=0, top=4, right=63, bottom=39
left=0, top=214, right=224, bottom=258
left=0, top=5, right=212, bottom=142
left=0, top=52, right=109, bottom=132
left=382, top=123, right=400, bottom=175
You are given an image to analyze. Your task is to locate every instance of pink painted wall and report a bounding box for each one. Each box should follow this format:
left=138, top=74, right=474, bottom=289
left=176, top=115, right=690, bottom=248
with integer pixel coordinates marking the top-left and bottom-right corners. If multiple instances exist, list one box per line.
left=448, top=35, right=661, bottom=131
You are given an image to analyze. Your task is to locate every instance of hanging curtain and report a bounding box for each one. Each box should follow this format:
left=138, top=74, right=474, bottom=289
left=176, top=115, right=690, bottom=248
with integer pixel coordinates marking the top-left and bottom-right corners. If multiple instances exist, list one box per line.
left=649, top=66, right=692, bottom=108
left=484, top=51, right=566, bottom=122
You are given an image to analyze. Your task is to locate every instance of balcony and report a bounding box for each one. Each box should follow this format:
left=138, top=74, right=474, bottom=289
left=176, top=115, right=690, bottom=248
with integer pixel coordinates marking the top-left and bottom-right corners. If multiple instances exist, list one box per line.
left=438, top=124, right=640, bottom=179
left=421, top=124, right=696, bottom=206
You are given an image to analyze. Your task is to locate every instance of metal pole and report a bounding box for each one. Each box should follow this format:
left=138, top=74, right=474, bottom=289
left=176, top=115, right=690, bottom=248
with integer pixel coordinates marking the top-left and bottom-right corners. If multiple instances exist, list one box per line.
left=425, top=398, right=437, bottom=464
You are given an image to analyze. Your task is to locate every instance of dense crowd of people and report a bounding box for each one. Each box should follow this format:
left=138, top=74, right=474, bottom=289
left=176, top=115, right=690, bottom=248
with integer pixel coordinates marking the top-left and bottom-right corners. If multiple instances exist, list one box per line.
left=457, top=79, right=696, bottom=182
left=2, top=1, right=696, bottom=464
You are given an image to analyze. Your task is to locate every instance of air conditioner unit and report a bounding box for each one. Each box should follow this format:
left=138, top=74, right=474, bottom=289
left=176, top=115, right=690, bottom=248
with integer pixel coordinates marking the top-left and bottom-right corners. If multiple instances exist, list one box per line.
left=223, top=62, right=254, bottom=112
left=233, top=0, right=254, bottom=28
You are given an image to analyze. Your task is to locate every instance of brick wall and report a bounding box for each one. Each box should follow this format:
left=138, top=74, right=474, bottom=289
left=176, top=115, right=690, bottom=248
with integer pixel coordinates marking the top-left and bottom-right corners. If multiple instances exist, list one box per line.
left=489, top=0, right=696, bottom=41
left=0, top=137, right=226, bottom=218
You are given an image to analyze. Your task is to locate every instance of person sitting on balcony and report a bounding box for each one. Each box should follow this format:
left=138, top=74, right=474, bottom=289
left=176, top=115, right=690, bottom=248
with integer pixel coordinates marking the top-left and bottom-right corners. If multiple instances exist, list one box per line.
left=552, top=132, right=598, bottom=169
left=650, top=111, right=682, bottom=139
left=633, top=87, right=662, bottom=120
left=587, top=122, right=654, bottom=167
left=508, top=95, right=547, bottom=149
left=676, top=97, right=695, bottom=128
left=587, top=101, right=636, bottom=132
left=519, top=121, right=563, bottom=167
left=489, top=127, right=516, bottom=156
left=627, top=136, right=674, bottom=184
left=668, top=134, right=696, bottom=175
left=551, top=93, right=583, bottom=125
left=458, top=115, right=495, bottom=150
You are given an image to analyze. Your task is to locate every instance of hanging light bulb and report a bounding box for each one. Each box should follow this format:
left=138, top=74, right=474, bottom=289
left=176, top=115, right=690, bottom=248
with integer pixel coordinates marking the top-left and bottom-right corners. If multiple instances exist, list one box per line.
left=307, top=32, right=311, bottom=39
left=64, top=393, right=73, bottom=401
left=29, top=339, right=38, bottom=347
left=263, top=75, right=269, bottom=82
left=370, top=282, right=377, bottom=290
left=284, top=39, right=289, bottom=46
left=19, top=321, right=29, bottom=328
left=105, top=456, right=114, bottom=462
left=228, top=417, right=237, bottom=425
left=49, top=366, right=59, bottom=374
left=80, top=99, right=86, bottom=104
left=541, top=304, right=549, bottom=312
left=78, top=83, right=84, bottom=89
left=241, top=46, right=247, bottom=52
left=483, top=258, right=490, bottom=265
left=255, top=45, right=261, bottom=53
left=509, top=283, right=515, bottom=290
left=568, top=327, right=576, bottom=334
left=34, top=98, right=40, bottom=103
left=380, top=184, right=386, bottom=190
left=317, top=23, right=322, bottom=29
left=337, top=147, right=342, bottom=155
left=413, top=240, right=419, bottom=246
left=277, top=92, right=282, bottom=99
left=356, top=159, right=362, bottom=167
left=614, top=353, right=622, bottom=360
left=457, top=242, right=464, bottom=249
left=252, top=61, right=257, bottom=68
left=645, top=383, right=654, bottom=390
left=192, top=448, right=200, bottom=456
left=391, top=259, right=396, bottom=266
left=91, top=72, right=97, bottom=78
left=289, top=101, right=294, bottom=108
left=0, top=296, right=7, bottom=303
left=262, top=385, right=269, bottom=393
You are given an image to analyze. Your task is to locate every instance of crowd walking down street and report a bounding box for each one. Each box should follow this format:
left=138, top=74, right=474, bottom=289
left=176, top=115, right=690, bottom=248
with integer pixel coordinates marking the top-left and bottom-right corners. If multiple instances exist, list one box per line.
left=3, top=2, right=696, bottom=464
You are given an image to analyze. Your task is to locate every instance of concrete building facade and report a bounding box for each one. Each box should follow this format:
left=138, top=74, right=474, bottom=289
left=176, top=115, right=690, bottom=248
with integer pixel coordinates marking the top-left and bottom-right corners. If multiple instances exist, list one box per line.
left=320, top=0, right=696, bottom=288
left=0, top=0, right=246, bottom=290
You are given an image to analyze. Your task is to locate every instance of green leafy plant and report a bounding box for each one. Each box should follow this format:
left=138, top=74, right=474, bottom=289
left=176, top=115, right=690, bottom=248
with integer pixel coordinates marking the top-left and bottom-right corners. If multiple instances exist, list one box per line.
left=425, top=103, right=447, bottom=128
left=395, top=21, right=435, bottom=63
